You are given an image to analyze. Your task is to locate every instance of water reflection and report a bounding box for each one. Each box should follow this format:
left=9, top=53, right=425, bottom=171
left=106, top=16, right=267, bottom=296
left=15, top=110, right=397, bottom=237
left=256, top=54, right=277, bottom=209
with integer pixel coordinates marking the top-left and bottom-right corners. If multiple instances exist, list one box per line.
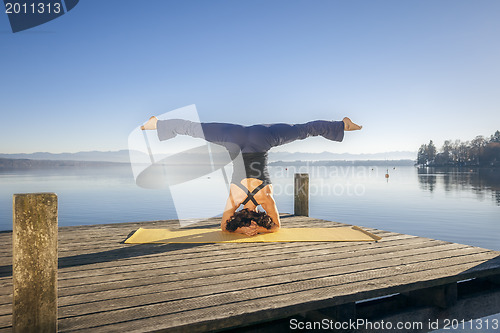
left=417, top=167, right=500, bottom=205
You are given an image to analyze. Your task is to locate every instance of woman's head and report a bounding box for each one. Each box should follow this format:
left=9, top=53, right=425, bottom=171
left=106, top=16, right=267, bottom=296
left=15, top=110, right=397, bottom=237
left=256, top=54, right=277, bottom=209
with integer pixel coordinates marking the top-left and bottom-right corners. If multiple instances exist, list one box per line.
left=225, top=208, right=276, bottom=231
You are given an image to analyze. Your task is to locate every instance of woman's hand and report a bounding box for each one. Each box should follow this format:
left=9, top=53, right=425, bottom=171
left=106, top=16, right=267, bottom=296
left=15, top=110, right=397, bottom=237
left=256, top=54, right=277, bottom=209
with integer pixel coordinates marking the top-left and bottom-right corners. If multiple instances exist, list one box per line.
left=233, top=221, right=259, bottom=236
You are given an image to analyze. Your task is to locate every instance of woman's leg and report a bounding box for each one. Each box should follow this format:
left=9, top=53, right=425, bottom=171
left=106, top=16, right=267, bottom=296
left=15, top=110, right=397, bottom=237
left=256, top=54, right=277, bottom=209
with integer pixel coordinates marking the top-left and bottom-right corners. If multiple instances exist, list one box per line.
left=155, top=119, right=247, bottom=148
left=249, top=118, right=360, bottom=150
left=144, top=117, right=360, bottom=148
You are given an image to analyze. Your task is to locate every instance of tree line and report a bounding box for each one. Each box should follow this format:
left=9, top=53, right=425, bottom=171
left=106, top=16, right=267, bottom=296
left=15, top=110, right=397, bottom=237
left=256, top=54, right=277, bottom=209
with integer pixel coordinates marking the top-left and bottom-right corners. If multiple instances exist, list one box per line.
left=417, top=130, right=500, bottom=167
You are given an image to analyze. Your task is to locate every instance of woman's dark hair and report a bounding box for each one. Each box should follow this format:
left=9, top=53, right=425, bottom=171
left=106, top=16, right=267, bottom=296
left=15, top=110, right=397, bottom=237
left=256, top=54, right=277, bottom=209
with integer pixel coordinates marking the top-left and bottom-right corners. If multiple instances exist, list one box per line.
left=225, top=208, right=276, bottom=231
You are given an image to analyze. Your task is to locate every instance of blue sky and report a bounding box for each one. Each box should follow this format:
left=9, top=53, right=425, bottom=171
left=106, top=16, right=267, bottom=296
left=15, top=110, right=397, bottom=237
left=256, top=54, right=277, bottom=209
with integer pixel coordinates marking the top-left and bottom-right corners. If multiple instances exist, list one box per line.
left=1, top=0, right=499, bottom=154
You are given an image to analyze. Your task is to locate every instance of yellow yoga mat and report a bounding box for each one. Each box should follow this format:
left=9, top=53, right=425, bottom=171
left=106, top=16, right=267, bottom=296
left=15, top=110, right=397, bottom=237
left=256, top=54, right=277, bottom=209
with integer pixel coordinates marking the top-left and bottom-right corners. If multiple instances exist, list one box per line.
left=124, top=226, right=381, bottom=244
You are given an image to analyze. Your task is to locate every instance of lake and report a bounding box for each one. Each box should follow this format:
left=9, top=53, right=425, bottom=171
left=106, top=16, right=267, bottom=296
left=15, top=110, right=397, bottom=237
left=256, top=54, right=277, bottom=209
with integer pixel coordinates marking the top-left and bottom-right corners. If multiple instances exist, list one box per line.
left=1, top=164, right=498, bottom=251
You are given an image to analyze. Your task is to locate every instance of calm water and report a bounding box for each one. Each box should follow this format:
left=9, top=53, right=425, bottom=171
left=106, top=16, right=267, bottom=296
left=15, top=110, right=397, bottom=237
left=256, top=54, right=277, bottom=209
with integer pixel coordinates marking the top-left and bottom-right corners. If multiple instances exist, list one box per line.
left=0, top=164, right=499, bottom=251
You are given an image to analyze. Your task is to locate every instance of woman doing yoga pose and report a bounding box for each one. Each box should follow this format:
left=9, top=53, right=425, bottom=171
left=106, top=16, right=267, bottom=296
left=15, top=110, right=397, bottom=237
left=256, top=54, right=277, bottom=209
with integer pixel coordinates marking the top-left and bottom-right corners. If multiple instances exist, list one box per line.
left=141, top=116, right=362, bottom=236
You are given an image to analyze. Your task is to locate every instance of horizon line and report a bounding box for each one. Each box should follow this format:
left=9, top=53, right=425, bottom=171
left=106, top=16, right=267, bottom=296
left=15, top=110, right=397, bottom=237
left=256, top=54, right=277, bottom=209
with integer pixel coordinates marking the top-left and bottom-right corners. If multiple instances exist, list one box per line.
left=0, top=149, right=418, bottom=155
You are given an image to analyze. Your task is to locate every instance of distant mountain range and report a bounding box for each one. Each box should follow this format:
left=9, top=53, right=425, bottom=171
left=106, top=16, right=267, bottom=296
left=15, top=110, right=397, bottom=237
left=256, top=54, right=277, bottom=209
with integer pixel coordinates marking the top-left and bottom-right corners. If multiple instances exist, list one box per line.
left=0, top=158, right=127, bottom=169
left=0, top=149, right=416, bottom=164
left=0, top=150, right=131, bottom=163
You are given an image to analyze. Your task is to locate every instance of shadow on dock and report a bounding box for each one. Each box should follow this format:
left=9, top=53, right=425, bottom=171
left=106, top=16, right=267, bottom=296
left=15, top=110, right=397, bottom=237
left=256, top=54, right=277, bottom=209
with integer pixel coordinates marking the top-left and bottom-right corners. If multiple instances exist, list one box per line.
left=0, top=242, right=207, bottom=278
left=0, top=215, right=297, bottom=278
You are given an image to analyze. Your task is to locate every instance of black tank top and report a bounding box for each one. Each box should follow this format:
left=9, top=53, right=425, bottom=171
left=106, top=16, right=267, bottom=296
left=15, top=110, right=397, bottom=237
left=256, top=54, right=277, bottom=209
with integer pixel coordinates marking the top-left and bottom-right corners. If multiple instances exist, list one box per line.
left=231, top=152, right=271, bottom=184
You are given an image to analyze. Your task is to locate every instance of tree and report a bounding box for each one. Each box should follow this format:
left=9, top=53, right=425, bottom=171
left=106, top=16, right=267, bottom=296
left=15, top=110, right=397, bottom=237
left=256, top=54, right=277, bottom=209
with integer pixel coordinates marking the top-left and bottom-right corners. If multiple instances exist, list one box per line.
left=440, top=140, right=453, bottom=165
left=427, top=140, right=437, bottom=163
left=458, top=141, right=470, bottom=164
left=417, top=144, right=428, bottom=165
left=417, top=130, right=500, bottom=167
left=470, top=135, right=486, bottom=165
left=490, top=130, right=500, bottom=143
left=480, top=142, right=500, bottom=166
left=451, top=140, right=461, bottom=163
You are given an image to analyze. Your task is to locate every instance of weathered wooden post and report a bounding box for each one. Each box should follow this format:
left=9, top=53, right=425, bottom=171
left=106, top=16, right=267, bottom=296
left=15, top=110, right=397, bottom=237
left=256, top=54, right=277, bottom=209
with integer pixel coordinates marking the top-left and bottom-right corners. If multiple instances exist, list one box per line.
left=294, top=173, right=309, bottom=216
left=13, top=193, right=58, bottom=333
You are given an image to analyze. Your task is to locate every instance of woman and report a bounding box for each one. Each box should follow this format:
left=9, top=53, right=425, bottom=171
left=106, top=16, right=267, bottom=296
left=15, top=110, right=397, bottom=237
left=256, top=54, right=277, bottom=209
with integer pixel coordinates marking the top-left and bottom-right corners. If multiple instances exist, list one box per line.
left=141, top=116, right=362, bottom=236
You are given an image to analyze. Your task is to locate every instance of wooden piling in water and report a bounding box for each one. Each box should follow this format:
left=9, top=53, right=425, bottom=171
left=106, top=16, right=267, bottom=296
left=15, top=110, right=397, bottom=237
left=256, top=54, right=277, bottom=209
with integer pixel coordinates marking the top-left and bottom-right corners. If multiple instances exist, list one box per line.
left=294, top=173, right=309, bottom=216
left=12, top=193, right=58, bottom=333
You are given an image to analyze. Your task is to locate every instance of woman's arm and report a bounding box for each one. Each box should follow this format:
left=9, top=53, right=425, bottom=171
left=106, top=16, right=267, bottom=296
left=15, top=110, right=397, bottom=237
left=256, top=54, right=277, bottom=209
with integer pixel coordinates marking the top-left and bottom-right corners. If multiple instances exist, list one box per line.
left=221, top=182, right=279, bottom=236
left=221, top=195, right=238, bottom=232
left=258, top=188, right=281, bottom=233
left=221, top=184, right=258, bottom=235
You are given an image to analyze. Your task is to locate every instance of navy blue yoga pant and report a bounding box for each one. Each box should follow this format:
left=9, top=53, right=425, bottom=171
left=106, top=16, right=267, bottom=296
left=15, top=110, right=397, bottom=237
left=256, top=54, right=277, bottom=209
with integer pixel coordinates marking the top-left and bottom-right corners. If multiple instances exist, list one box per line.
left=156, top=120, right=345, bottom=153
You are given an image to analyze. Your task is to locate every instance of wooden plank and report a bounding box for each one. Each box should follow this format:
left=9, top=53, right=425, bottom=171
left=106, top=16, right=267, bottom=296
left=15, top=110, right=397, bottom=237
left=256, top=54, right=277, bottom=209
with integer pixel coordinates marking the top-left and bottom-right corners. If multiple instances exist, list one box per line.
left=0, top=304, right=11, bottom=317
left=56, top=256, right=500, bottom=332
left=0, top=237, right=460, bottom=326
left=58, top=237, right=407, bottom=279
left=0, top=297, right=10, bottom=308
left=56, top=246, right=490, bottom=318
left=55, top=239, right=447, bottom=283
left=53, top=216, right=368, bottom=236
left=54, top=241, right=463, bottom=305
left=0, top=219, right=391, bottom=259
left=54, top=231, right=391, bottom=259
left=0, top=316, right=12, bottom=331
left=0, top=219, right=389, bottom=259
left=52, top=232, right=403, bottom=283
left=56, top=243, right=426, bottom=300
left=55, top=227, right=393, bottom=254
left=55, top=237, right=437, bottom=293
left=56, top=233, right=417, bottom=278
left=0, top=235, right=411, bottom=298
left=0, top=220, right=391, bottom=276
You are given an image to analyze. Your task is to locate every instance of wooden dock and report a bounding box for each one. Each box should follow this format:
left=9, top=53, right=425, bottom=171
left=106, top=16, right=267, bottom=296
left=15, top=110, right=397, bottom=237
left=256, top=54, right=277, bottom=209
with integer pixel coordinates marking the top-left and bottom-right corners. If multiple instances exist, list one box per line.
left=1, top=215, right=500, bottom=332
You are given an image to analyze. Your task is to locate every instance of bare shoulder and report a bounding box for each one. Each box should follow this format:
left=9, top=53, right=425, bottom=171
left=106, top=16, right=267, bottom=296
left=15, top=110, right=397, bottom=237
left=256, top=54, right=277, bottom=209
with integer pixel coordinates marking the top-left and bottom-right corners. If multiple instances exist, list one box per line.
left=254, top=183, right=274, bottom=200
left=228, top=184, right=247, bottom=201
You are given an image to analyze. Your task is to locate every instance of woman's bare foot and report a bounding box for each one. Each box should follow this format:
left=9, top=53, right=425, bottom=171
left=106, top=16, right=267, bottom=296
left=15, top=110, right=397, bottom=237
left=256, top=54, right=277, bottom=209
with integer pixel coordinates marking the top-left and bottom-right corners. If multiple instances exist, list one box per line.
left=141, top=116, right=158, bottom=130
left=343, top=117, right=362, bottom=131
